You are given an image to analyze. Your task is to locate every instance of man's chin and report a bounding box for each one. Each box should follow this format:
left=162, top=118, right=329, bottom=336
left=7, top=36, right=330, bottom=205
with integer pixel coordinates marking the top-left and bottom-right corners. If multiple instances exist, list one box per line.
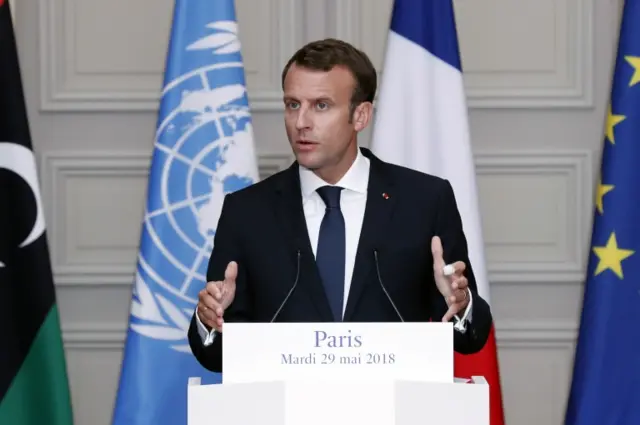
left=294, top=153, right=322, bottom=170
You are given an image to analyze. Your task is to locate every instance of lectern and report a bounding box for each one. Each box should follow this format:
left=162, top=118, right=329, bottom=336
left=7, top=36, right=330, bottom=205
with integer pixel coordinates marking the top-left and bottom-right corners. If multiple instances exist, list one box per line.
left=187, top=322, right=489, bottom=425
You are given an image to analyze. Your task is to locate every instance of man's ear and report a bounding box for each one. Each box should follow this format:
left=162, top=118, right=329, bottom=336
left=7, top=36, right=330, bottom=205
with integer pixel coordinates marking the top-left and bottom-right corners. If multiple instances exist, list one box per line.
left=352, top=101, right=373, bottom=132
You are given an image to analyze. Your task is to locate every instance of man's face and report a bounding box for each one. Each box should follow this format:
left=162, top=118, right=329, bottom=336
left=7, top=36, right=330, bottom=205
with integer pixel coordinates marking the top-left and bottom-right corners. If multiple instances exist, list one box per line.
left=282, top=63, right=370, bottom=183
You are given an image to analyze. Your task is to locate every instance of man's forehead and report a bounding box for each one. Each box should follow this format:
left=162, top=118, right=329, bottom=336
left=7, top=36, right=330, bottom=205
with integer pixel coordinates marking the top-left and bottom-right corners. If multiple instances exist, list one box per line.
left=284, top=64, right=354, bottom=95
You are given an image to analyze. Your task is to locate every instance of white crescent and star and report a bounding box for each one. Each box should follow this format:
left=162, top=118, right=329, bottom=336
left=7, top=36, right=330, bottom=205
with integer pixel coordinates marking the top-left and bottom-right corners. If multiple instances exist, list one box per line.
left=0, top=142, right=46, bottom=268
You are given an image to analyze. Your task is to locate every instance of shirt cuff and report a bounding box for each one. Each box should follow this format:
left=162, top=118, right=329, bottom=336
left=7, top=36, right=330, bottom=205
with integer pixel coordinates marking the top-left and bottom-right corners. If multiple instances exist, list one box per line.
left=452, top=288, right=473, bottom=333
left=195, top=306, right=218, bottom=347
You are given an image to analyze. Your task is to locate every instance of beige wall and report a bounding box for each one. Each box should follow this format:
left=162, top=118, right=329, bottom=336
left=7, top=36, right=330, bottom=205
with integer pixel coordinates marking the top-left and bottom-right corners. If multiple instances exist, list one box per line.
left=12, top=0, right=620, bottom=424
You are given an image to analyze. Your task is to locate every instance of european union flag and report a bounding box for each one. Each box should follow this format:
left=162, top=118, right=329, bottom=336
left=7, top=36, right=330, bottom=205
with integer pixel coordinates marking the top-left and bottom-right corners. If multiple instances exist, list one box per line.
left=111, top=1, right=259, bottom=424
left=565, top=1, right=640, bottom=423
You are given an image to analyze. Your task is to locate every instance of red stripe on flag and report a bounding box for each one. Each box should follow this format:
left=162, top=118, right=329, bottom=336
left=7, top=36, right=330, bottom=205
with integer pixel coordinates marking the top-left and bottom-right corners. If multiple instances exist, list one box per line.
left=454, top=325, right=504, bottom=425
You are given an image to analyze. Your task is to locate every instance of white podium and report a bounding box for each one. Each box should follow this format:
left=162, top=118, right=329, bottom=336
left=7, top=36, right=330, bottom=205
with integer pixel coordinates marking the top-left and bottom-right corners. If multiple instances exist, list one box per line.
left=187, top=323, right=489, bottom=425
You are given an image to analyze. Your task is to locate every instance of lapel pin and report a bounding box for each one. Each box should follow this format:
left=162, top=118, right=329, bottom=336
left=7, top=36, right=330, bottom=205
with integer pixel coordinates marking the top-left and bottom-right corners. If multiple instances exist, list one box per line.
left=382, top=192, right=390, bottom=199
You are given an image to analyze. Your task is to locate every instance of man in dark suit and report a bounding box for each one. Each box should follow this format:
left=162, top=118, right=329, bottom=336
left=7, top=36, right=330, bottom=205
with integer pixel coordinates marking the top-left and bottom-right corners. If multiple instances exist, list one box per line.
left=188, top=38, right=493, bottom=373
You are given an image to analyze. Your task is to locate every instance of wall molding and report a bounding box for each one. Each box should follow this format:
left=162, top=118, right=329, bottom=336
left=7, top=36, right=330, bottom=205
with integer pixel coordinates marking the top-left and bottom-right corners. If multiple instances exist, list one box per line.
left=466, top=0, right=594, bottom=108
left=496, top=320, right=577, bottom=349
left=40, top=150, right=294, bottom=287
left=37, top=0, right=594, bottom=111
left=476, top=150, right=593, bottom=284
left=63, top=324, right=126, bottom=350
left=38, top=0, right=301, bottom=112
left=42, top=149, right=593, bottom=287
left=335, top=0, right=594, bottom=109
left=40, top=151, right=151, bottom=287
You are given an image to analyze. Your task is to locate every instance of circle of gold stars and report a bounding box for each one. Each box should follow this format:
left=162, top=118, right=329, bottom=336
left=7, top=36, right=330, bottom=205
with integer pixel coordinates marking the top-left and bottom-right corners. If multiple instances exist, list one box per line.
left=591, top=55, right=640, bottom=279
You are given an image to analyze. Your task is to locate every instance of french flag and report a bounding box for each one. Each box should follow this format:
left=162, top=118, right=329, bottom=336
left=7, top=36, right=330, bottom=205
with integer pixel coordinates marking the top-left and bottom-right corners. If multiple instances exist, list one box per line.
left=370, top=1, right=505, bottom=424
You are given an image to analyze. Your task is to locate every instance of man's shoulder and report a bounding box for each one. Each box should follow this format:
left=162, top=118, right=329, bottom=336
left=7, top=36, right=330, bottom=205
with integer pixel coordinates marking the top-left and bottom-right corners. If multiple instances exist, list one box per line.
left=380, top=159, right=449, bottom=192
left=375, top=159, right=461, bottom=219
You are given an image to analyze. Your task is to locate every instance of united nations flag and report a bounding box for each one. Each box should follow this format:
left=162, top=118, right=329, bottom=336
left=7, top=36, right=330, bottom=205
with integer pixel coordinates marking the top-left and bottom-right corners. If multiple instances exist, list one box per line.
left=111, top=1, right=259, bottom=424
left=565, top=0, right=640, bottom=423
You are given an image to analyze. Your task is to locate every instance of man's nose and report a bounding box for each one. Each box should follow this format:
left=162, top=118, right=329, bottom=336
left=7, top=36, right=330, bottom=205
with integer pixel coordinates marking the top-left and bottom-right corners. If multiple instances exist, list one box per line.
left=295, top=107, right=312, bottom=130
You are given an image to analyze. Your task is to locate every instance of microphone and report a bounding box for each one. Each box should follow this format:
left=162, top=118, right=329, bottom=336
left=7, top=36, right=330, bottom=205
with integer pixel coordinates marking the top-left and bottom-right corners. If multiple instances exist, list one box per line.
left=270, top=250, right=301, bottom=323
left=373, top=249, right=405, bottom=322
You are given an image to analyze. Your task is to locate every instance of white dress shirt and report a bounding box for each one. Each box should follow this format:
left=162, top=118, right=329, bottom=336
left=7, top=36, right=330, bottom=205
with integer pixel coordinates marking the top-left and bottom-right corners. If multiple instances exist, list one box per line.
left=196, top=149, right=472, bottom=346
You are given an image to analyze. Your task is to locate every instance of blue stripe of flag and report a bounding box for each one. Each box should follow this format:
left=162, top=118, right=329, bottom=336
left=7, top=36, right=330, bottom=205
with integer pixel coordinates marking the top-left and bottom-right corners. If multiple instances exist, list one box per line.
left=389, top=0, right=462, bottom=71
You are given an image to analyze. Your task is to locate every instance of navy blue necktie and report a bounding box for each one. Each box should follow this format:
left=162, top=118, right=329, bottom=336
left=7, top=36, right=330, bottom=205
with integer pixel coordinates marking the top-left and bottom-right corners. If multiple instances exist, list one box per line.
left=316, top=185, right=345, bottom=321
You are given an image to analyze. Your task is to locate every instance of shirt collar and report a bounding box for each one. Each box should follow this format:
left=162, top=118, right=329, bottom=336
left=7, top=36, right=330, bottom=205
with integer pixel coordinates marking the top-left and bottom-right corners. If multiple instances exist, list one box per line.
left=299, top=148, right=369, bottom=198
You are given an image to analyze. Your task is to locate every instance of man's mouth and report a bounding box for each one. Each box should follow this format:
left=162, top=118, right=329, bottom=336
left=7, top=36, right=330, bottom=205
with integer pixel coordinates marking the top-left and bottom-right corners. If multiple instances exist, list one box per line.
left=295, top=140, right=318, bottom=151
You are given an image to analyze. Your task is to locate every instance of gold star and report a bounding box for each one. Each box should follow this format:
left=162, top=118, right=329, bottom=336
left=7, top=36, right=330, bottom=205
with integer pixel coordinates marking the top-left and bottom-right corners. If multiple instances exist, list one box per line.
left=625, top=56, right=640, bottom=87
left=605, top=104, right=626, bottom=145
left=595, top=177, right=614, bottom=214
left=593, top=232, right=635, bottom=279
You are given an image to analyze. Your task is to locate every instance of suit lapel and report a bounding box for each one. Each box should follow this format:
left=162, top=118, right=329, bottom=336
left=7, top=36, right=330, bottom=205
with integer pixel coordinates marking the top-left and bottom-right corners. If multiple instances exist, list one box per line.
left=344, top=150, right=398, bottom=321
left=273, top=164, right=334, bottom=321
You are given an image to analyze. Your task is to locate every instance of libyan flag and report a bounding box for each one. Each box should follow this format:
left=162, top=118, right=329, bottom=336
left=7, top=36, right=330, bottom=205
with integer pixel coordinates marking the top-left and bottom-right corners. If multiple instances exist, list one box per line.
left=0, top=1, right=74, bottom=424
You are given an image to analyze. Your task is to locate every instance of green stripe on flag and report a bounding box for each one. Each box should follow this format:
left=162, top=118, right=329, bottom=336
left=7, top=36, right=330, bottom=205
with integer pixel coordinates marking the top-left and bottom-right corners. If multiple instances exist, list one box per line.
left=0, top=305, right=73, bottom=424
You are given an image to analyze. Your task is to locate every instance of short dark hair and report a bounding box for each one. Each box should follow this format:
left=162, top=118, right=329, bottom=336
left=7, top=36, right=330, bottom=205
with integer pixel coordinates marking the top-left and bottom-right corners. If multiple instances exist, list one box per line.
left=281, top=38, right=377, bottom=114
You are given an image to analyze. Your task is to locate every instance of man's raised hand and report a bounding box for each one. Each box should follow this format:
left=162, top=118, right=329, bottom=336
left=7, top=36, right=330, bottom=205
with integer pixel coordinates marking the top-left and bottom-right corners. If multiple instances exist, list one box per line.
left=197, top=261, right=238, bottom=332
left=431, top=236, right=470, bottom=322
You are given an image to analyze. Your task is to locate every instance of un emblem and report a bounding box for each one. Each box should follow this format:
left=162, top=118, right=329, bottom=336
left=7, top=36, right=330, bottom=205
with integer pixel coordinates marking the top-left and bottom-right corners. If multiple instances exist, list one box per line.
left=128, top=20, right=259, bottom=353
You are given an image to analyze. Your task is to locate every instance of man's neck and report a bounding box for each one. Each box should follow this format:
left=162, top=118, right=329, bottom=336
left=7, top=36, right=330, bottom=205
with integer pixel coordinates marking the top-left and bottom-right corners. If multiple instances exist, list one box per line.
left=313, top=146, right=359, bottom=185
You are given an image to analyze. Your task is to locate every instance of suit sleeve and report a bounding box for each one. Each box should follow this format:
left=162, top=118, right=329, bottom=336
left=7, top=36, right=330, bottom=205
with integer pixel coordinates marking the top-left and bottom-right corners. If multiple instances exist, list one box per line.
left=428, top=179, right=493, bottom=354
left=187, top=192, right=251, bottom=372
